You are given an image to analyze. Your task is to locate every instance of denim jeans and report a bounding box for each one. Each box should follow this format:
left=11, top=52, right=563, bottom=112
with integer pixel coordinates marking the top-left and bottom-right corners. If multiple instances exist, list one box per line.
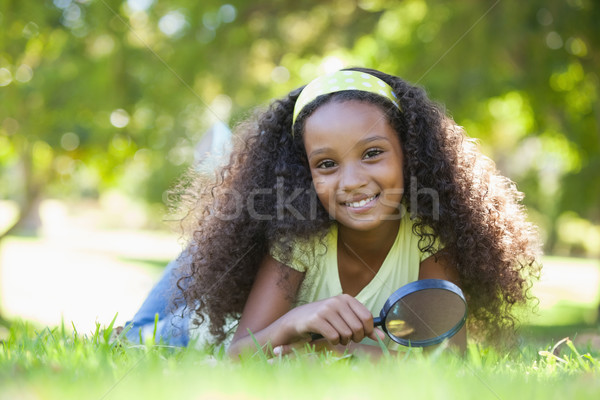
left=124, top=251, right=191, bottom=346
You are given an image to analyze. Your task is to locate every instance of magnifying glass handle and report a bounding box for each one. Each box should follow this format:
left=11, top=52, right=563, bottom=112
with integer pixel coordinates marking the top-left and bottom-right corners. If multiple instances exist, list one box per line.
left=310, top=316, right=383, bottom=341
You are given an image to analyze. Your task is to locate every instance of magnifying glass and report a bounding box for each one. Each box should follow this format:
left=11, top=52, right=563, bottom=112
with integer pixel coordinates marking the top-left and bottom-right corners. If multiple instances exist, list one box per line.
left=312, top=279, right=467, bottom=347
left=376, top=278, right=467, bottom=347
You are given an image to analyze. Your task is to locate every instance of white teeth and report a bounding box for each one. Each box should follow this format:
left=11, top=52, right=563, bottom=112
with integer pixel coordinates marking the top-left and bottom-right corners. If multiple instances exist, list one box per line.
left=346, top=195, right=376, bottom=208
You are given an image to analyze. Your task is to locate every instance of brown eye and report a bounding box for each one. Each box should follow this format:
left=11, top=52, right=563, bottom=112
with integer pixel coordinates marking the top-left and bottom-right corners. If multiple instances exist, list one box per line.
left=317, top=160, right=336, bottom=169
left=364, top=149, right=383, bottom=159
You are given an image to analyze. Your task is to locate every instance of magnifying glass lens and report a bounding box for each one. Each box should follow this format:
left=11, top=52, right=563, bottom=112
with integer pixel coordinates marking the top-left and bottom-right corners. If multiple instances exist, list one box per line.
left=384, top=288, right=466, bottom=343
left=385, top=319, right=414, bottom=337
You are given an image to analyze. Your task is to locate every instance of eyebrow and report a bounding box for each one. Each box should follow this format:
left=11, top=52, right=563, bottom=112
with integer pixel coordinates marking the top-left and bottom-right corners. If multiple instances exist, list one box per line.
left=308, top=135, right=392, bottom=160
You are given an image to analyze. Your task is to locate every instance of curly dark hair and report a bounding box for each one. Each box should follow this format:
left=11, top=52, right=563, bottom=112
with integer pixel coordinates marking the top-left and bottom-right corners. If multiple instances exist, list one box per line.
left=174, top=67, right=541, bottom=345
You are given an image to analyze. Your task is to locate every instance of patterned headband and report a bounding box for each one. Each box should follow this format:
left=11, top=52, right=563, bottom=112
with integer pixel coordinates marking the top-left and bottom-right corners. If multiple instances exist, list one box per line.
left=292, top=70, right=401, bottom=129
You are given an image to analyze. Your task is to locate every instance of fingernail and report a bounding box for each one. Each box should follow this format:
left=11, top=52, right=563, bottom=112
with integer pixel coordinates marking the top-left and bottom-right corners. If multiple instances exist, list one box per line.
left=273, top=346, right=282, bottom=356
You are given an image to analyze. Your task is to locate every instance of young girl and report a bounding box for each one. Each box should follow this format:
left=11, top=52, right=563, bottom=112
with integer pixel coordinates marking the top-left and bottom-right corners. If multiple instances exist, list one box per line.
left=142, top=67, right=540, bottom=356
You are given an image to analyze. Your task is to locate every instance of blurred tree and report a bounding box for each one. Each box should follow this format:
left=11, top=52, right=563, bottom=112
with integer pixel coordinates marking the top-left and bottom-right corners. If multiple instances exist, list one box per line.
left=0, top=0, right=598, bottom=255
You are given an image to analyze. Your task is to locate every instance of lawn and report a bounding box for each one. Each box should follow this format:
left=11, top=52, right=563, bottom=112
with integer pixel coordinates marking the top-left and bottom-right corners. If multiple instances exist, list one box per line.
left=1, top=230, right=599, bottom=399
left=1, top=318, right=599, bottom=400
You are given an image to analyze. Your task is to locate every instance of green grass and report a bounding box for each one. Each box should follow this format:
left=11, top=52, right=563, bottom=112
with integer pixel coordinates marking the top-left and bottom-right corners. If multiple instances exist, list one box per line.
left=1, top=319, right=600, bottom=400
left=1, top=251, right=599, bottom=399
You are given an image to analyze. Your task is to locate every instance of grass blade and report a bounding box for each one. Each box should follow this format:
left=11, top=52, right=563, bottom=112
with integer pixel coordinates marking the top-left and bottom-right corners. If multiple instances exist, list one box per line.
left=247, top=329, right=268, bottom=362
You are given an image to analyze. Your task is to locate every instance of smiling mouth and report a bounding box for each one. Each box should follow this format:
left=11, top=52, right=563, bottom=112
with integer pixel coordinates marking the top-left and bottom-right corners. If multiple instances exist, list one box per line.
left=344, top=194, right=379, bottom=208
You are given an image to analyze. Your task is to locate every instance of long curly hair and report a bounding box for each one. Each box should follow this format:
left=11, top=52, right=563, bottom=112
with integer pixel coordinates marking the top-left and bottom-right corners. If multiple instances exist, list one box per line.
left=174, top=67, right=541, bottom=344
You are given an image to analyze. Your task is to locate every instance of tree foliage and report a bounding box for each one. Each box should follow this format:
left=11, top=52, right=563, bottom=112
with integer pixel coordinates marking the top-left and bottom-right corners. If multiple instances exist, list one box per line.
left=0, top=0, right=598, bottom=253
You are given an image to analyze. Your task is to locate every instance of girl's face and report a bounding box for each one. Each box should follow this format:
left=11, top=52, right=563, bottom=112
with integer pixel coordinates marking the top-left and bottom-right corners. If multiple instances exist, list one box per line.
left=303, top=100, right=405, bottom=234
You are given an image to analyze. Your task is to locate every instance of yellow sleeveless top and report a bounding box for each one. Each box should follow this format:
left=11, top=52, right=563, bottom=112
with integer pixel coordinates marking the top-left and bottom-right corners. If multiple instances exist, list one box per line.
left=271, top=214, right=440, bottom=348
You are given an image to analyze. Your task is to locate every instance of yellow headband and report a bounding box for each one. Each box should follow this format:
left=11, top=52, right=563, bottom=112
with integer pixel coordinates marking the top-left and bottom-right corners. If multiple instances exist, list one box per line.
left=292, top=70, right=401, bottom=127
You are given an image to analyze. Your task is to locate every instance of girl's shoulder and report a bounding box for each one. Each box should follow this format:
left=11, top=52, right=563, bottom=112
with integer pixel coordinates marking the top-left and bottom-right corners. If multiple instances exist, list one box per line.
left=269, top=225, right=336, bottom=273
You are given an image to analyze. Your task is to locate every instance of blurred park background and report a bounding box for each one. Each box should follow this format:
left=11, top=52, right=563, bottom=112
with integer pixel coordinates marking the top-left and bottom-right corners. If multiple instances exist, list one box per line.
left=0, top=0, right=599, bottom=339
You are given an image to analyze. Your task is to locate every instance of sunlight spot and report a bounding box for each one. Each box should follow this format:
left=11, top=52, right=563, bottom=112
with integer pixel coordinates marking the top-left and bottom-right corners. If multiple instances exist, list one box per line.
left=546, top=31, right=563, bottom=49
left=110, top=109, right=130, bottom=128
left=536, top=8, right=553, bottom=26
left=127, top=0, right=155, bottom=12
left=55, top=155, right=75, bottom=175
left=15, top=64, right=33, bottom=83
left=61, top=132, right=80, bottom=151
left=219, top=4, right=237, bottom=23
left=321, top=56, right=345, bottom=74
left=2, top=117, right=19, bottom=134
left=53, top=0, right=71, bottom=9
left=0, top=68, right=12, bottom=86
left=0, top=200, right=19, bottom=233
left=202, top=11, right=220, bottom=30
left=566, top=37, right=587, bottom=57
left=159, top=10, right=187, bottom=37
left=63, top=3, right=81, bottom=22
left=111, top=134, right=131, bottom=151
left=271, top=66, right=290, bottom=83
left=22, top=21, right=40, bottom=38
left=89, top=34, right=115, bottom=58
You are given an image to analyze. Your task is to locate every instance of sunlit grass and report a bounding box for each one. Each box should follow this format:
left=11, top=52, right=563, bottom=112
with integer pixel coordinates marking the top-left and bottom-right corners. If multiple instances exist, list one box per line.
left=1, top=319, right=600, bottom=400
left=526, top=255, right=600, bottom=327
left=1, top=231, right=599, bottom=398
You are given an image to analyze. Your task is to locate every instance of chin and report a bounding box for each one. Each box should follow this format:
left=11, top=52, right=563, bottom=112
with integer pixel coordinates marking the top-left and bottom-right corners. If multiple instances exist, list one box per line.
left=338, top=209, right=403, bottom=232
left=338, top=216, right=384, bottom=231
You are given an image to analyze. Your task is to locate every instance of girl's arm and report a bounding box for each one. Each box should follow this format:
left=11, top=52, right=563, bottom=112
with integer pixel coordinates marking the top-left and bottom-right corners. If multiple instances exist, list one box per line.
left=227, top=254, right=303, bottom=358
left=419, top=252, right=467, bottom=352
left=227, top=254, right=383, bottom=358
left=419, top=252, right=460, bottom=284
left=272, top=252, right=465, bottom=359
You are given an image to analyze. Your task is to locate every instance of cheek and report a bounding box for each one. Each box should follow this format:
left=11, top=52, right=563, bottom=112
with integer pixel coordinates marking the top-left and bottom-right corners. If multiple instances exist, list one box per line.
left=310, top=170, right=327, bottom=193
left=387, top=159, right=405, bottom=187
left=313, top=180, right=329, bottom=196
left=378, top=162, right=405, bottom=200
left=396, top=174, right=405, bottom=191
left=393, top=176, right=405, bottom=201
left=311, top=176, right=335, bottom=209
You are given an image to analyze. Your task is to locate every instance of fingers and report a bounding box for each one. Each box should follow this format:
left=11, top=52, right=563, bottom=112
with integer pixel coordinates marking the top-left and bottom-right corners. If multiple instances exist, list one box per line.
left=335, top=304, right=366, bottom=344
left=314, top=294, right=376, bottom=345
left=309, top=319, right=342, bottom=345
left=272, top=334, right=314, bottom=356
left=272, top=343, right=299, bottom=357
left=289, top=294, right=377, bottom=347
left=320, top=311, right=355, bottom=345
left=344, top=295, right=378, bottom=342
left=369, top=327, right=386, bottom=342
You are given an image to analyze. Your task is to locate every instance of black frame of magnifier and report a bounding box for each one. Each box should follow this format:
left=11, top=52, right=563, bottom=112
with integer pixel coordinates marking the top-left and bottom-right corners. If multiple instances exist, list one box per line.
left=374, top=279, right=467, bottom=347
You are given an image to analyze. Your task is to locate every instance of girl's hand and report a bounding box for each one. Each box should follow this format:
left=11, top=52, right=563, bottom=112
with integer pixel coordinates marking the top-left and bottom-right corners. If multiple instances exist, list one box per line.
left=282, top=294, right=385, bottom=346
left=227, top=255, right=384, bottom=358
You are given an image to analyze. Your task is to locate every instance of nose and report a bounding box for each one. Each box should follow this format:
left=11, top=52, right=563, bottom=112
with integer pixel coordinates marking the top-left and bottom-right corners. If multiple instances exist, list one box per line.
left=338, top=163, right=368, bottom=192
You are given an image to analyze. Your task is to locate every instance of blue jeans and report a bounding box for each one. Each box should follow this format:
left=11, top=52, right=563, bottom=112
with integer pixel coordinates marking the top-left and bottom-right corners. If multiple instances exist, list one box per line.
left=124, top=251, right=192, bottom=346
